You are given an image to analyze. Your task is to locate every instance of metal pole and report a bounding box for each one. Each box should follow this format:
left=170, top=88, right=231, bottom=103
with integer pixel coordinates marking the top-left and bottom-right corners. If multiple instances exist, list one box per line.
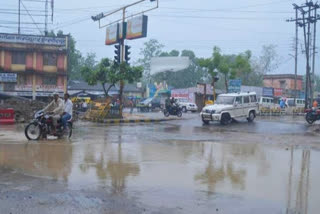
left=311, top=6, right=317, bottom=105
left=307, top=6, right=312, bottom=108
left=45, top=0, right=48, bottom=35
left=18, top=0, right=21, bottom=34
left=119, top=8, right=126, bottom=117
left=302, top=12, right=309, bottom=109
left=294, top=8, right=298, bottom=105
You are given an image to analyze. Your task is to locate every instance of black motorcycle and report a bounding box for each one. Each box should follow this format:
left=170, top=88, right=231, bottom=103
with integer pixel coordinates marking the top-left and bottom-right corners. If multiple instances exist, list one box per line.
left=25, top=110, right=72, bottom=140
left=305, top=108, right=320, bottom=124
left=164, top=105, right=182, bottom=117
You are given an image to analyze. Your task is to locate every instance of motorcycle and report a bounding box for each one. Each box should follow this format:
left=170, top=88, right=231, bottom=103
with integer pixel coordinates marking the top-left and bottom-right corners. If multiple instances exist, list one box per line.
left=25, top=110, right=72, bottom=140
left=305, top=108, right=320, bottom=124
left=163, top=105, right=183, bottom=117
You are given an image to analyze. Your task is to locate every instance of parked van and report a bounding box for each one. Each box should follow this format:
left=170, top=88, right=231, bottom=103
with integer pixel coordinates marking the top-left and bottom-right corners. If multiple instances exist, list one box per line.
left=286, top=98, right=305, bottom=108
left=258, top=97, right=274, bottom=108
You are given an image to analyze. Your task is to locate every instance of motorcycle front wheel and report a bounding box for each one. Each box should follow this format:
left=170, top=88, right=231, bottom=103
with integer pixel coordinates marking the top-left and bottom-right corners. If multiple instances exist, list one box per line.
left=25, top=123, right=41, bottom=140
left=164, top=110, right=170, bottom=117
left=306, top=112, right=315, bottom=124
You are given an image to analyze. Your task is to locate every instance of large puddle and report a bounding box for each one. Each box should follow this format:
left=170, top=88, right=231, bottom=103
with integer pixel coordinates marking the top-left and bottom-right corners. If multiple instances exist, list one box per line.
left=0, top=122, right=319, bottom=213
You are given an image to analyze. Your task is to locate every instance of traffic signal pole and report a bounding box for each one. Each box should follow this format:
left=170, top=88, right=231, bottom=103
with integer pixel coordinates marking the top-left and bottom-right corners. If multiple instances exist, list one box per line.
left=119, top=8, right=126, bottom=118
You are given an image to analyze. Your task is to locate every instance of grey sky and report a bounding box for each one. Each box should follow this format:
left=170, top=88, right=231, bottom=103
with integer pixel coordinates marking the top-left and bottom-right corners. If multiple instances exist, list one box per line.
left=0, top=0, right=318, bottom=75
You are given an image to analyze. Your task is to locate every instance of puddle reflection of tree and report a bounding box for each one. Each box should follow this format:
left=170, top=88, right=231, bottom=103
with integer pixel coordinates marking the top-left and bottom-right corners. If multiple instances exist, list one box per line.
left=79, top=127, right=140, bottom=193
left=195, top=144, right=246, bottom=194
left=286, top=148, right=311, bottom=214
left=0, top=143, right=73, bottom=181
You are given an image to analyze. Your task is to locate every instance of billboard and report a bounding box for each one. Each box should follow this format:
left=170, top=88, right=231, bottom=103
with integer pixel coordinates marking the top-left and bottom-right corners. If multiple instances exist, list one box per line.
left=126, top=15, right=148, bottom=40
left=0, top=73, right=17, bottom=83
left=228, top=79, right=242, bottom=93
left=262, top=87, right=274, bottom=97
left=105, top=23, right=119, bottom=45
left=274, top=88, right=283, bottom=97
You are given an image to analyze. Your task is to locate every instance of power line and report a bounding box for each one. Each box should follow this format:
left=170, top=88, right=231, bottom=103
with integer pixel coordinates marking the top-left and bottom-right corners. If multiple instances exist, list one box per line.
left=20, top=0, right=43, bottom=35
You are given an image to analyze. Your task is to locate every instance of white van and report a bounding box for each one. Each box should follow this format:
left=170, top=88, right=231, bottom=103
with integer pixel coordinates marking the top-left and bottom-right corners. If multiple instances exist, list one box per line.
left=285, top=98, right=305, bottom=108
left=258, top=97, right=274, bottom=108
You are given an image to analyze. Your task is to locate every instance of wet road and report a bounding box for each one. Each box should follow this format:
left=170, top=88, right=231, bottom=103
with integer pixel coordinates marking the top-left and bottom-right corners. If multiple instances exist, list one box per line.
left=0, top=115, right=319, bottom=214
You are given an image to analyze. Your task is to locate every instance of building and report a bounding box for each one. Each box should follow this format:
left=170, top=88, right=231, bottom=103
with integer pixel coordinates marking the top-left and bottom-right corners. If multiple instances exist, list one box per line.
left=263, top=74, right=303, bottom=91
left=0, top=33, right=68, bottom=100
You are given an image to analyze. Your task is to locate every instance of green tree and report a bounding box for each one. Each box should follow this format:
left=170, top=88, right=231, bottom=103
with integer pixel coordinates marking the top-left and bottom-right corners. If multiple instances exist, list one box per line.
left=81, top=58, right=143, bottom=98
left=138, top=39, right=164, bottom=83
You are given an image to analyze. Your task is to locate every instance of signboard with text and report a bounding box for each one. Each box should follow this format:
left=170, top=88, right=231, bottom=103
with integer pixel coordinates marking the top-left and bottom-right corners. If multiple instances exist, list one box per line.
left=228, top=79, right=242, bottom=93
left=262, top=87, right=274, bottom=97
left=0, top=33, right=66, bottom=46
left=105, top=23, right=119, bottom=45
left=274, top=88, right=283, bottom=97
left=126, top=15, right=148, bottom=40
left=0, top=73, right=17, bottom=83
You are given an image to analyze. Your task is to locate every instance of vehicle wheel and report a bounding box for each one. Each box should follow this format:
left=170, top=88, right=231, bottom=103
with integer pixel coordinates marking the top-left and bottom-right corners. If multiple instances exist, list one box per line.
left=177, top=110, right=182, bottom=117
left=247, top=111, right=255, bottom=123
left=25, top=123, right=41, bottom=140
left=164, top=110, right=170, bottom=117
left=220, top=113, right=231, bottom=125
left=202, top=119, right=209, bottom=125
left=182, top=107, right=187, bottom=113
left=306, top=112, right=315, bottom=124
left=192, top=110, right=197, bottom=113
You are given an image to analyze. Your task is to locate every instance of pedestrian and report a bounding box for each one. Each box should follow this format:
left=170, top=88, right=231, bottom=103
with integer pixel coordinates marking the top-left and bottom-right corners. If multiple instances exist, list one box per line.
left=129, top=99, right=134, bottom=114
left=82, top=100, right=88, bottom=112
left=313, top=99, right=318, bottom=108
left=280, top=99, right=285, bottom=109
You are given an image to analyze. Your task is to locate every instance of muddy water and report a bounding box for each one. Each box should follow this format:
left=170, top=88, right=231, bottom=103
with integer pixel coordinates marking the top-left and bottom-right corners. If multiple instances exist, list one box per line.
left=0, top=121, right=319, bottom=213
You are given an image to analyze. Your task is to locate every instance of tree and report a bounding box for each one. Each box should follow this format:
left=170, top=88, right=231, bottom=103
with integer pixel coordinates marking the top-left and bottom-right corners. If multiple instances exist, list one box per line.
left=258, top=45, right=280, bottom=74
left=81, top=58, right=143, bottom=98
left=138, top=39, right=164, bottom=83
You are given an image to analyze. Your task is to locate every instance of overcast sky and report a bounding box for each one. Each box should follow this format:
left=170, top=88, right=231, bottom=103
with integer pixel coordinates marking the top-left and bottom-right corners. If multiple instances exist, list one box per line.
left=0, top=0, right=318, bottom=75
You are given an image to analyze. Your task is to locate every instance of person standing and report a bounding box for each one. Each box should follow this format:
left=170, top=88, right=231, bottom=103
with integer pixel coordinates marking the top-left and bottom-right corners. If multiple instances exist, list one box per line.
left=62, top=93, right=73, bottom=131
left=313, top=99, right=318, bottom=108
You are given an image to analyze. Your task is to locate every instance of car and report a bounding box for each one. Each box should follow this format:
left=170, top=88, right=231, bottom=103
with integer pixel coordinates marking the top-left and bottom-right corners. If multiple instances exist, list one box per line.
left=175, top=97, right=198, bottom=113
left=200, top=92, right=259, bottom=125
left=137, top=97, right=161, bottom=112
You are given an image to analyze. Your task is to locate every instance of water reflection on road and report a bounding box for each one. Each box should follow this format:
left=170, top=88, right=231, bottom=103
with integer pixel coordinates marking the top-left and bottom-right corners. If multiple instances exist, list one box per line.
left=0, top=119, right=319, bottom=213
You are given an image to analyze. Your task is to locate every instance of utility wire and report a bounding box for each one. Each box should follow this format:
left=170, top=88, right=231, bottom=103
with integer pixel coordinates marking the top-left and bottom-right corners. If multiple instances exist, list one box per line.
left=20, top=0, right=43, bottom=35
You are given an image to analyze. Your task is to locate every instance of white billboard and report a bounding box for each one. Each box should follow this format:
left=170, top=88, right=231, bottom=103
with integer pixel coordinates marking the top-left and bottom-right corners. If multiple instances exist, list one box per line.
left=105, top=23, right=119, bottom=45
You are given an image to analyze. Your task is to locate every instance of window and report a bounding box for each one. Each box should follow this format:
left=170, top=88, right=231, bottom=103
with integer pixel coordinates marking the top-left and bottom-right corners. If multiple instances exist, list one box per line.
left=43, top=53, right=57, bottom=66
left=235, top=96, right=242, bottom=104
left=280, top=80, right=286, bottom=89
left=250, top=95, right=257, bottom=103
left=43, top=76, right=57, bottom=85
left=216, top=96, right=235, bottom=105
left=12, top=52, right=26, bottom=64
left=243, top=96, right=250, bottom=104
left=263, top=98, right=267, bottom=103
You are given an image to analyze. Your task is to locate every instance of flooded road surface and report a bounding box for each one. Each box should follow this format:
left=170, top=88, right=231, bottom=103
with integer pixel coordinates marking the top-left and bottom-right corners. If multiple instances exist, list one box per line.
left=0, top=116, right=319, bottom=214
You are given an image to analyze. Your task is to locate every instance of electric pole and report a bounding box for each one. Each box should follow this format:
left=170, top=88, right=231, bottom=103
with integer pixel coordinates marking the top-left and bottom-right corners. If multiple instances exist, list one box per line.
left=287, top=1, right=320, bottom=109
left=18, top=0, right=21, bottom=34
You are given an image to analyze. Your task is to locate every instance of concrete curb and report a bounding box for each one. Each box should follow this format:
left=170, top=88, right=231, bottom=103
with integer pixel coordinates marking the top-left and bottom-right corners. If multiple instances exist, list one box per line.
left=87, top=117, right=180, bottom=124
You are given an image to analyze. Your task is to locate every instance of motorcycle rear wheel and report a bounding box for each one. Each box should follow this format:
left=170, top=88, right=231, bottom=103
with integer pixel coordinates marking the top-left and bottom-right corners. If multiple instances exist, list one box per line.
left=306, top=112, right=315, bottom=124
left=25, top=123, right=41, bottom=140
left=177, top=111, right=182, bottom=117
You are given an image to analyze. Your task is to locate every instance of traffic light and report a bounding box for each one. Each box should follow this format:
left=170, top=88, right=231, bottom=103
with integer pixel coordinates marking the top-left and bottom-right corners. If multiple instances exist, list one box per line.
left=125, top=45, right=131, bottom=64
left=114, top=44, right=121, bottom=64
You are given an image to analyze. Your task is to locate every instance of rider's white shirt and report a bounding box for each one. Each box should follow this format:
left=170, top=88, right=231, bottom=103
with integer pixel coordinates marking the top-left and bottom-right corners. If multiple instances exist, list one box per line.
left=64, top=99, right=73, bottom=116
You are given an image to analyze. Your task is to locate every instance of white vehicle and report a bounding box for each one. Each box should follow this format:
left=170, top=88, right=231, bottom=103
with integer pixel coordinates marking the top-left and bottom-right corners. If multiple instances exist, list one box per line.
left=200, top=92, right=259, bottom=125
left=175, top=97, right=198, bottom=113
left=285, top=98, right=305, bottom=108
left=258, top=97, right=279, bottom=109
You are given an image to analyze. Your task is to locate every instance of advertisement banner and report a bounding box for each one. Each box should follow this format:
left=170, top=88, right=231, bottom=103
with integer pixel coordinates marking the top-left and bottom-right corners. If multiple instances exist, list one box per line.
left=105, top=23, right=119, bottom=45
left=0, top=73, right=17, bottom=83
left=228, top=79, right=242, bottom=93
left=126, top=15, right=148, bottom=40
left=0, top=33, right=66, bottom=46
left=262, top=87, right=274, bottom=97
left=274, top=88, right=283, bottom=97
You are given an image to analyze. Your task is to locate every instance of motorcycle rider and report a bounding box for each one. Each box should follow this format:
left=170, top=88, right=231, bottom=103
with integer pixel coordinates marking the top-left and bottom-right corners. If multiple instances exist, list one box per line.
left=62, top=93, right=73, bottom=131
left=43, top=92, right=64, bottom=133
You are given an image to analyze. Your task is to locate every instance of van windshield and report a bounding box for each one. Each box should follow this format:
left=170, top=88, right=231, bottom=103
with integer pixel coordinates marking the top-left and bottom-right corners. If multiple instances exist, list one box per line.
left=216, top=96, right=235, bottom=105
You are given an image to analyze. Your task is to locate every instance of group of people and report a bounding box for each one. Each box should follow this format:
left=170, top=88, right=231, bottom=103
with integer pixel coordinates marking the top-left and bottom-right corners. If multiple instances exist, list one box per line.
left=165, top=97, right=178, bottom=111
left=43, top=92, right=73, bottom=133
